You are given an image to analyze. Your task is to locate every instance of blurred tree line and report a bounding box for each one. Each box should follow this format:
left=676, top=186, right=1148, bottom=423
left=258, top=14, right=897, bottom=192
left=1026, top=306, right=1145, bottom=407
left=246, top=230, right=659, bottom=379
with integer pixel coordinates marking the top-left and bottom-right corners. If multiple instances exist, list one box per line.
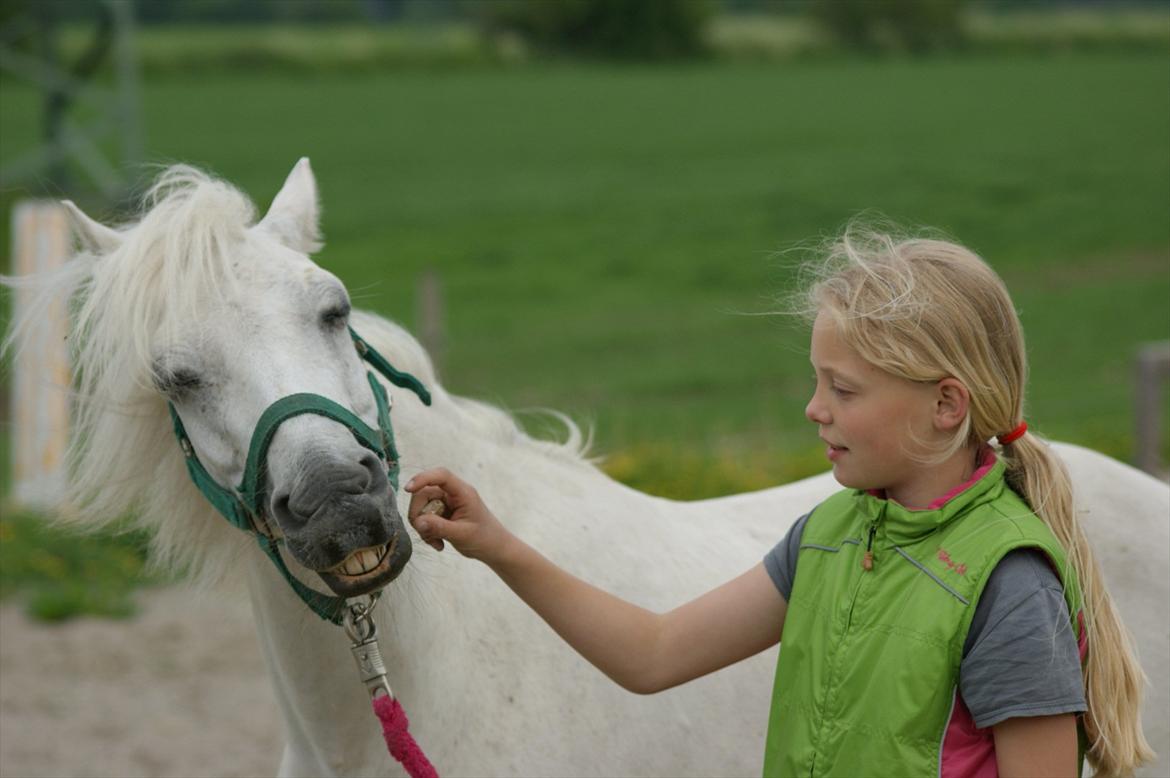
left=473, top=0, right=716, bottom=59
left=123, top=0, right=965, bottom=56
left=16, top=0, right=1166, bottom=60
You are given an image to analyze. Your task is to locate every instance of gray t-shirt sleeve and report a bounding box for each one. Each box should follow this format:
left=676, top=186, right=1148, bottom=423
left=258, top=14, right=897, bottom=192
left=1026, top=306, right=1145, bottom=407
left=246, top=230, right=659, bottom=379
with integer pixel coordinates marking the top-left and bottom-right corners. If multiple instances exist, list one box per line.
left=762, top=512, right=812, bottom=602
left=960, top=548, right=1087, bottom=728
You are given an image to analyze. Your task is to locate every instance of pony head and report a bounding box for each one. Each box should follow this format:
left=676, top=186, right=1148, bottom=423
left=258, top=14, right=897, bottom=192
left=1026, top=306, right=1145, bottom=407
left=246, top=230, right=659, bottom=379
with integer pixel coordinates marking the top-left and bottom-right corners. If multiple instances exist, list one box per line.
left=30, top=159, right=416, bottom=599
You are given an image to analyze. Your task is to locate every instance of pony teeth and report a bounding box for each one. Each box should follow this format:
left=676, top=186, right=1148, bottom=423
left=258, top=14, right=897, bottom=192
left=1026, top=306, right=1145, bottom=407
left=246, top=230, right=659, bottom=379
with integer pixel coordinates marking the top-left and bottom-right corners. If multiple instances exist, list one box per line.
left=337, top=544, right=388, bottom=576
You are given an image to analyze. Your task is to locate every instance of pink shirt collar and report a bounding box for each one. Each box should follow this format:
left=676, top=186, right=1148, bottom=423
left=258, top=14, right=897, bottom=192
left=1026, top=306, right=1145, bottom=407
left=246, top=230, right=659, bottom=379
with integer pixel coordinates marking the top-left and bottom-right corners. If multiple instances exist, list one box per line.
left=866, top=447, right=999, bottom=511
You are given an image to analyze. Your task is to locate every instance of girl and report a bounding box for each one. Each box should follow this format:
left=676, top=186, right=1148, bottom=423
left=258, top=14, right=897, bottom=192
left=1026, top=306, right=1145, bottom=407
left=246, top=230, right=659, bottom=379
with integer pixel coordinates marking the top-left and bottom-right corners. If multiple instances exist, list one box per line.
left=404, top=230, right=1152, bottom=777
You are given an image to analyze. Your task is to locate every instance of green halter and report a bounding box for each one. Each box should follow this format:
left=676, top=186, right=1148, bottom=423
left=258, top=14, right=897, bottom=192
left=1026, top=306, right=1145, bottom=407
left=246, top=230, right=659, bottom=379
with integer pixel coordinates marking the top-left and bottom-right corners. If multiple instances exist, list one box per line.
left=168, top=326, right=431, bottom=624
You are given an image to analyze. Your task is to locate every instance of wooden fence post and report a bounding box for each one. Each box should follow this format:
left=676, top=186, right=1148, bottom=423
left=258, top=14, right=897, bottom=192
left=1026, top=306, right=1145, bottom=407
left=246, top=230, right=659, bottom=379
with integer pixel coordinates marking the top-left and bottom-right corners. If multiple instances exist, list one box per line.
left=417, top=268, right=445, bottom=377
left=1135, top=341, right=1170, bottom=479
left=9, top=201, right=71, bottom=509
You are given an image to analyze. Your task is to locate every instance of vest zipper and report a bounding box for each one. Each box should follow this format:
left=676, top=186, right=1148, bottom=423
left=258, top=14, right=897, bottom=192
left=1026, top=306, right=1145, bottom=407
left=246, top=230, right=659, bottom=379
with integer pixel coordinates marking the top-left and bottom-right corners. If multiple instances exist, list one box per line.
left=861, top=521, right=877, bottom=571
left=825, top=510, right=882, bottom=774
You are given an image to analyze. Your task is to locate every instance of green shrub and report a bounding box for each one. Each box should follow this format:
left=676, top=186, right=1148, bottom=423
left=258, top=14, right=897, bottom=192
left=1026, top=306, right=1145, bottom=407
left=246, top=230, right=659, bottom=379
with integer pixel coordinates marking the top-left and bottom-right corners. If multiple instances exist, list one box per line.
left=811, top=0, right=968, bottom=53
left=475, top=0, right=717, bottom=60
left=603, top=443, right=828, bottom=500
left=0, top=510, right=159, bottom=621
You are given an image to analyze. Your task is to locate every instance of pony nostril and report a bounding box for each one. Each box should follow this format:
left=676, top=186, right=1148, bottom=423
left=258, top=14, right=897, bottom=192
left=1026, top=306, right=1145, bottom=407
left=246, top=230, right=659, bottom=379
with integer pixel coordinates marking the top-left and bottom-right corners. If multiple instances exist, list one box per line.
left=354, top=453, right=375, bottom=491
left=270, top=492, right=307, bottom=531
left=362, top=452, right=388, bottom=495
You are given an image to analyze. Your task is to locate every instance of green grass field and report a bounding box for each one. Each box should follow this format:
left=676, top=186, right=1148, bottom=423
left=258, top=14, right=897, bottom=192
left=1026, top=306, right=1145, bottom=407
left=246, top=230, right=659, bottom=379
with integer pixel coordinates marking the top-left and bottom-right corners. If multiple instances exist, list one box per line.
left=3, top=52, right=1168, bottom=486
left=2, top=48, right=1169, bottom=619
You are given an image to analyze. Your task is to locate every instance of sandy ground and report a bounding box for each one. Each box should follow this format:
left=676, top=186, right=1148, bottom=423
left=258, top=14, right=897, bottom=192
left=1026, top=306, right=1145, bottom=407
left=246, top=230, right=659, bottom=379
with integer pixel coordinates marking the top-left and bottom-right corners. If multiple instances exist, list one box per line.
left=0, top=587, right=283, bottom=778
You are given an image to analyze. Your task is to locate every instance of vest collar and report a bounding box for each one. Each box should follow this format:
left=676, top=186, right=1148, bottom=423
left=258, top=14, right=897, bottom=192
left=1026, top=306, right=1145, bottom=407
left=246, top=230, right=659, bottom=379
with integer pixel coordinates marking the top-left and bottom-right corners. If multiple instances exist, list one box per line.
left=853, top=448, right=1006, bottom=546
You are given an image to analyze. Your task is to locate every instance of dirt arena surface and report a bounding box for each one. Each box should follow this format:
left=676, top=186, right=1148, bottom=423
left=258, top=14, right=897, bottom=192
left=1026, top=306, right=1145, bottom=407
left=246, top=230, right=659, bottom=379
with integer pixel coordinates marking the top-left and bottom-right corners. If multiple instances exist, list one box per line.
left=0, top=587, right=282, bottom=778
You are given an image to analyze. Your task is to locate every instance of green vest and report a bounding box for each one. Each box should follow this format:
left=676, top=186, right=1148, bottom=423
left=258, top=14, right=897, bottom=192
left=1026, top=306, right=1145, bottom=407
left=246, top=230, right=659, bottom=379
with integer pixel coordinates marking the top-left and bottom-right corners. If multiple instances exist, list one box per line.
left=762, top=458, right=1082, bottom=777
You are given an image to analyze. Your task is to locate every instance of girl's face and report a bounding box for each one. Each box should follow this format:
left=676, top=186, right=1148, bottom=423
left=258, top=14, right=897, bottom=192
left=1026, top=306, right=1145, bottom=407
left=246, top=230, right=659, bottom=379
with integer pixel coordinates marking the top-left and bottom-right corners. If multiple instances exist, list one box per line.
left=805, top=312, right=942, bottom=507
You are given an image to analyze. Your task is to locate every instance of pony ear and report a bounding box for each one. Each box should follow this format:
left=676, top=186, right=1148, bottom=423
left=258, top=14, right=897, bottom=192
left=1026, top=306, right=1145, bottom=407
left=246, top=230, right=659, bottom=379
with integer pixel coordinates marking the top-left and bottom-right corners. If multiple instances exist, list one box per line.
left=61, top=200, right=121, bottom=254
left=257, top=157, right=323, bottom=254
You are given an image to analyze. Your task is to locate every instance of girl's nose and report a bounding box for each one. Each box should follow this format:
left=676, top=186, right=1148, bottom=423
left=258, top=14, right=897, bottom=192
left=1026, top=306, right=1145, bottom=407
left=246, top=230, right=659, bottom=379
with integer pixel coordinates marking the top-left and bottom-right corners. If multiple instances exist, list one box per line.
left=806, top=392, right=830, bottom=425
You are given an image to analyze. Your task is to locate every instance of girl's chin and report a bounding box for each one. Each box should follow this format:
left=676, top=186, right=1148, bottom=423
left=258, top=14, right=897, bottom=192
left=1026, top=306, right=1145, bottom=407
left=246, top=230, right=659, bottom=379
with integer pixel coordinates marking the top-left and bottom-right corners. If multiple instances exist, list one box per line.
left=830, top=466, right=873, bottom=492
left=830, top=465, right=855, bottom=487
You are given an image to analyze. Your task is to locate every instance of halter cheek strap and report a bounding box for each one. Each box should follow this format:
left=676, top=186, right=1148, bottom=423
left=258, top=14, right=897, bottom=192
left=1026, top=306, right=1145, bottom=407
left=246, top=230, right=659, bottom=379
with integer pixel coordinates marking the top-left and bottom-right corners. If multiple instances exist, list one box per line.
left=168, top=327, right=431, bottom=623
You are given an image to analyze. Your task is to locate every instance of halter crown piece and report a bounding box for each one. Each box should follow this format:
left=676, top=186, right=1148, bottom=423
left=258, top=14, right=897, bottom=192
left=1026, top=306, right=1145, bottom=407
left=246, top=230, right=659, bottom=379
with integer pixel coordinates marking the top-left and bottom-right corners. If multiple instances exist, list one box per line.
left=168, top=326, right=432, bottom=624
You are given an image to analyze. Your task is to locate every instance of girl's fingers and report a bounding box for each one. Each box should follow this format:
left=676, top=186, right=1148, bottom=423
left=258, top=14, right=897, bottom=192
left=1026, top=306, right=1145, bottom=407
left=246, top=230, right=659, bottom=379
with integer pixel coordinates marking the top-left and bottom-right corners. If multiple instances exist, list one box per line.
left=405, top=468, right=486, bottom=557
left=416, top=508, right=477, bottom=552
left=416, top=528, right=442, bottom=552
left=407, top=485, right=448, bottom=521
left=406, top=468, right=474, bottom=503
left=408, top=492, right=453, bottom=549
left=412, top=499, right=450, bottom=551
left=405, top=467, right=452, bottom=492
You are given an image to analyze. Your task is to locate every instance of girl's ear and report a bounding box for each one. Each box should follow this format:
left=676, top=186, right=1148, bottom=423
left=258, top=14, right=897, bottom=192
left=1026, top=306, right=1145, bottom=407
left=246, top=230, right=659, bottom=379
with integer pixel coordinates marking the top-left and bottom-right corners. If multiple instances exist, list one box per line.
left=934, top=378, right=970, bottom=431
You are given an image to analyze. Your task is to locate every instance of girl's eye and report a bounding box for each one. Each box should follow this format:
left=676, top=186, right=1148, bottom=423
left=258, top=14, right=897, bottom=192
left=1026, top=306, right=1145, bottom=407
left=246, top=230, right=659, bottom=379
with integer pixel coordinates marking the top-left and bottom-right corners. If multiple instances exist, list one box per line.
left=831, top=385, right=853, bottom=397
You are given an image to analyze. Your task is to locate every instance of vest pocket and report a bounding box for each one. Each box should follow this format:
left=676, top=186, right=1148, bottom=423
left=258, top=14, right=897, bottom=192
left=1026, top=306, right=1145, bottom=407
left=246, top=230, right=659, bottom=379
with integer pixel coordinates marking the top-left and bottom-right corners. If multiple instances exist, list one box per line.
left=799, top=537, right=862, bottom=554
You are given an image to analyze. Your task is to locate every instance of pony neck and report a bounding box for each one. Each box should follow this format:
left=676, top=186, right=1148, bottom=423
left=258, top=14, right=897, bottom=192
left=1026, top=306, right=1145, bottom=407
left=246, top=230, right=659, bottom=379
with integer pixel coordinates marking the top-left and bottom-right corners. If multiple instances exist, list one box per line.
left=246, top=562, right=389, bottom=775
left=240, top=392, right=486, bottom=777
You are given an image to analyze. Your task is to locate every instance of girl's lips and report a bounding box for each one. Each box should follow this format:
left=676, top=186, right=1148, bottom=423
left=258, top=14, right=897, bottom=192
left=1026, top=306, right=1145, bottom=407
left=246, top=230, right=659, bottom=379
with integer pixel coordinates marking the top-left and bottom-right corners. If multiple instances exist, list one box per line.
left=826, top=444, right=848, bottom=462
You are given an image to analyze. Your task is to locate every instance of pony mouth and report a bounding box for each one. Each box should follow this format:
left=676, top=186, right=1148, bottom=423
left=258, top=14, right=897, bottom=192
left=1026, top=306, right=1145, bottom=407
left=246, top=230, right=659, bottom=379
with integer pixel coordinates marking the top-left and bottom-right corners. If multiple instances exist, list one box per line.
left=316, top=537, right=402, bottom=597
left=329, top=543, right=391, bottom=577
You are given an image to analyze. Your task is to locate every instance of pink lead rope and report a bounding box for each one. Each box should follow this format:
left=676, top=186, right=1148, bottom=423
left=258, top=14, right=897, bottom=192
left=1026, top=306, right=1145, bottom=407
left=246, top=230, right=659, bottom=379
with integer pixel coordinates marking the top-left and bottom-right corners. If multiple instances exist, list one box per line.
left=346, top=593, right=440, bottom=777
left=373, top=695, right=439, bottom=778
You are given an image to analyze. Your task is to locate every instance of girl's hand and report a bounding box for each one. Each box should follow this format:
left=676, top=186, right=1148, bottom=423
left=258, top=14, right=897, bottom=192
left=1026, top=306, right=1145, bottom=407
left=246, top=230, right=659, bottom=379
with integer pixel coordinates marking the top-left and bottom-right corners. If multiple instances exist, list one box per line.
left=405, top=468, right=514, bottom=565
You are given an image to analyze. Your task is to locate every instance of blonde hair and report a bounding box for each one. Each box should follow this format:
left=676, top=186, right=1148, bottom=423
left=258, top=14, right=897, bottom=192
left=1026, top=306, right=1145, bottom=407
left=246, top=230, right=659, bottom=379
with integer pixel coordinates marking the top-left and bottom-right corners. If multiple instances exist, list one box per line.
left=798, top=226, right=1152, bottom=776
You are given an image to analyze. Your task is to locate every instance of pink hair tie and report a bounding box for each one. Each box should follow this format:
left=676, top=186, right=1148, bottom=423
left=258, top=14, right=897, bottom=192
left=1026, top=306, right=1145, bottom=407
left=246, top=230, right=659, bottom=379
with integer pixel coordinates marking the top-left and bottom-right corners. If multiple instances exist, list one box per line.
left=997, top=421, right=1028, bottom=446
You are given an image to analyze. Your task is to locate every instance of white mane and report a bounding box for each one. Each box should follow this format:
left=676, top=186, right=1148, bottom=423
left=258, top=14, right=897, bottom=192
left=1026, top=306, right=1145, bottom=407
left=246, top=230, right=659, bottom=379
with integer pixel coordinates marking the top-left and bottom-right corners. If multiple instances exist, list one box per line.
left=349, top=311, right=593, bottom=465
left=2, top=165, right=591, bottom=592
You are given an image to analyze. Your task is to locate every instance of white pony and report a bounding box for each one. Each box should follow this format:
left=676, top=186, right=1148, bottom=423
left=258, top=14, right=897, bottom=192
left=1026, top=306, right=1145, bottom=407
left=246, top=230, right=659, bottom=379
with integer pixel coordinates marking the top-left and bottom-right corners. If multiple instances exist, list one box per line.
left=4, top=160, right=1167, bottom=777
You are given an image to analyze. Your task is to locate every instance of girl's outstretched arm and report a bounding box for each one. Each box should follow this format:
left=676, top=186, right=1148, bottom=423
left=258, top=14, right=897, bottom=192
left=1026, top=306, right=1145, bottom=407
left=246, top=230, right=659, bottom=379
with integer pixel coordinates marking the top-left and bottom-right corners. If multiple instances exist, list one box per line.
left=405, top=467, right=788, bottom=695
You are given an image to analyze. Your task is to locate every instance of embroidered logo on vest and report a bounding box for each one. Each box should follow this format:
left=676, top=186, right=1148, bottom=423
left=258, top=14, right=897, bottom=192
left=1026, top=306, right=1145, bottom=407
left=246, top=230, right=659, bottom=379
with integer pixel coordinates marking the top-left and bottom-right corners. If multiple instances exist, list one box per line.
left=938, top=548, right=967, bottom=576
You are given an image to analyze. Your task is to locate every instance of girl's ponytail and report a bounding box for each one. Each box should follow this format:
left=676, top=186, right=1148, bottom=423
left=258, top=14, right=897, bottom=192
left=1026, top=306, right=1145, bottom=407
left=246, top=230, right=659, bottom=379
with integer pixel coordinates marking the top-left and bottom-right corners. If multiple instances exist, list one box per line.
left=1003, top=433, right=1154, bottom=777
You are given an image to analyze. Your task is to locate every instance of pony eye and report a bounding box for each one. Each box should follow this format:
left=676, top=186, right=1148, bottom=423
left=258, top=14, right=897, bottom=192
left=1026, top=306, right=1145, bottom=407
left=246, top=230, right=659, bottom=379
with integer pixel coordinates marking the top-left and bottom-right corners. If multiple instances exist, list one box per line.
left=320, top=303, right=351, bottom=328
left=153, top=367, right=203, bottom=397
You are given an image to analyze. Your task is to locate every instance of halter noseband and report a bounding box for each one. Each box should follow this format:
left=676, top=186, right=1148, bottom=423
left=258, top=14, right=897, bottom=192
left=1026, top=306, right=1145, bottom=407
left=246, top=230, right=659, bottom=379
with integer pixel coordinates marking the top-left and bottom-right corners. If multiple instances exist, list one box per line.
left=168, top=326, right=431, bottom=623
